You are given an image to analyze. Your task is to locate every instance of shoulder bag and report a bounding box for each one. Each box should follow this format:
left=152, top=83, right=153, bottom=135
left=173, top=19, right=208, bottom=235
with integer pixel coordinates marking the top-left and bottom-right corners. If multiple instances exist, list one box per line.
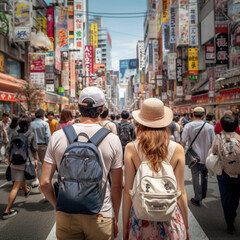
left=185, top=122, right=206, bottom=168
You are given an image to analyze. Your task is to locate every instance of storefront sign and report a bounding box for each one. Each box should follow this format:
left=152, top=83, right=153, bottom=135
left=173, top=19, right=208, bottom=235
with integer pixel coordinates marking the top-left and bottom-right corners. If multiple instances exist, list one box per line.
left=74, top=0, right=83, bottom=52
left=0, top=92, right=20, bottom=102
left=55, top=6, right=68, bottom=51
left=169, top=4, right=176, bottom=43
left=189, top=26, right=198, bottom=46
left=206, top=44, right=215, bottom=60
left=215, top=23, right=229, bottom=66
left=168, top=53, right=177, bottom=79
left=0, top=53, right=4, bottom=72
left=70, top=52, right=75, bottom=97
left=84, top=45, right=94, bottom=86
left=90, top=23, right=98, bottom=47
left=95, top=48, right=102, bottom=63
left=176, top=58, right=183, bottom=97
left=161, top=0, right=170, bottom=23
left=188, top=48, right=198, bottom=79
left=208, top=67, right=215, bottom=97
left=137, top=41, right=145, bottom=71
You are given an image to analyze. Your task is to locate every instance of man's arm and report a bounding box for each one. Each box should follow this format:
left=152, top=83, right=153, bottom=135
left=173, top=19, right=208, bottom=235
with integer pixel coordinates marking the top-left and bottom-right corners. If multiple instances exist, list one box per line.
left=110, top=167, right=123, bottom=238
left=40, top=161, right=57, bottom=209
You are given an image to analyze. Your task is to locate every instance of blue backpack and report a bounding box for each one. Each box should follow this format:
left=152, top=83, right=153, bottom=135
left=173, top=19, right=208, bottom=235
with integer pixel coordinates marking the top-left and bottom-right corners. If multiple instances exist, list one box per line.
left=56, top=125, right=111, bottom=214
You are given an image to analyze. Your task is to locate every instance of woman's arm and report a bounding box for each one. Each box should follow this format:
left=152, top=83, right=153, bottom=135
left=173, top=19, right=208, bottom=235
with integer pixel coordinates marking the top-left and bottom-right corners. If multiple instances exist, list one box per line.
left=123, top=143, right=136, bottom=240
left=173, top=144, right=189, bottom=239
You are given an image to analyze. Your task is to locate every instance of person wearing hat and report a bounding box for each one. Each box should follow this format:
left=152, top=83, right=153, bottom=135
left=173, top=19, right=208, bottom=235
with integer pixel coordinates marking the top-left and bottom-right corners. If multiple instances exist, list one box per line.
left=123, top=98, right=189, bottom=240
left=181, top=106, right=215, bottom=206
left=40, top=87, right=123, bottom=239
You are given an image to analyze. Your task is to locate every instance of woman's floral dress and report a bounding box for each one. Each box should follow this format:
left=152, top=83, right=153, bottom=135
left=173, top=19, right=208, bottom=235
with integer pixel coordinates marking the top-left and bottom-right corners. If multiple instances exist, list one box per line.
left=128, top=205, right=186, bottom=240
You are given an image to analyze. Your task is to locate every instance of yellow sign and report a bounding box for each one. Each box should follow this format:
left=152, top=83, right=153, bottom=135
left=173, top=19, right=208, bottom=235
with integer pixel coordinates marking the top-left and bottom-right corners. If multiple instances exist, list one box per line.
left=90, top=23, right=98, bottom=47
left=37, top=17, right=47, bottom=35
left=188, top=48, right=198, bottom=77
left=0, top=53, right=4, bottom=72
left=161, top=0, right=170, bottom=23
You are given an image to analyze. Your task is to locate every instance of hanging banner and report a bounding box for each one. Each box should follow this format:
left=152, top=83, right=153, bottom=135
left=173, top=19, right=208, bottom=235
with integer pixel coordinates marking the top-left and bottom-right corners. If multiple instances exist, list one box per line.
left=55, top=6, right=68, bottom=51
left=84, top=45, right=94, bottom=86
left=215, top=23, right=229, bottom=67
left=176, top=58, right=183, bottom=97
left=208, top=67, right=215, bottom=98
left=70, top=52, right=75, bottom=97
left=95, top=48, right=102, bottom=63
left=47, top=7, right=54, bottom=38
left=169, top=4, right=176, bottom=43
left=13, top=0, right=32, bottom=42
left=74, top=0, right=83, bottom=52
left=55, top=49, right=61, bottom=71
left=161, top=0, right=170, bottom=23
left=152, top=40, right=158, bottom=73
left=188, top=48, right=198, bottom=79
left=90, top=23, right=98, bottom=47
left=62, top=54, right=69, bottom=90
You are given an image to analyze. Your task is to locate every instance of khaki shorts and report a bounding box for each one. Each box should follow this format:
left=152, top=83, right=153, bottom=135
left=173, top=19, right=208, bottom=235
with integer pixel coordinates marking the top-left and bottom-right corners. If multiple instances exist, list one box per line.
left=56, top=211, right=114, bottom=240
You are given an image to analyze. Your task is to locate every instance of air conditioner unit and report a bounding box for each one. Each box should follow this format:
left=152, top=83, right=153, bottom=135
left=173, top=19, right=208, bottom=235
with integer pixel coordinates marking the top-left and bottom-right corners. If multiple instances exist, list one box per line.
left=0, top=3, right=10, bottom=13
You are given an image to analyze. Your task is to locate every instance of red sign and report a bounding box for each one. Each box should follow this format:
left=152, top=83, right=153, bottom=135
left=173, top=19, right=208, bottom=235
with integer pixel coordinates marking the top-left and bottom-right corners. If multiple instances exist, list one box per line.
left=208, top=68, right=215, bottom=97
left=206, top=44, right=215, bottom=60
left=84, top=45, right=94, bottom=86
left=0, top=92, right=20, bottom=102
left=47, top=7, right=54, bottom=38
left=29, top=54, right=45, bottom=72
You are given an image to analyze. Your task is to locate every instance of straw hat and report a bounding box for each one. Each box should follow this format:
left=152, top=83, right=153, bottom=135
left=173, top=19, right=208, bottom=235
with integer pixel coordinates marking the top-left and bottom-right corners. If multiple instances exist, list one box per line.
left=132, top=98, right=173, bottom=128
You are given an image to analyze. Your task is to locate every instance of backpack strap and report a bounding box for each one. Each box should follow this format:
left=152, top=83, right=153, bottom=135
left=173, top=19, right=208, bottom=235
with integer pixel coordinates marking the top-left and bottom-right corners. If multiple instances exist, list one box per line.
left=90, top=128, right=111, bottom=146
left=63, top=125, right=78, bottom=144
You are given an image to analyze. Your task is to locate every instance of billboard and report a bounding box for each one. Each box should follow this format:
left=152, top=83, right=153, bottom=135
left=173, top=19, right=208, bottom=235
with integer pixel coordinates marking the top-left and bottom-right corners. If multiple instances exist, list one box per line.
left=119, top=59, right=138, bottom=87
left=13, top=0, right=32, bottom=42
left=188, top=48, right=198, bottom=79
left=84, top=45, right=94, bottom=86
left=55, top=6, right=68, bottom=51
left=74, top=1, right=83, bottom=53
left=90, top=23, right=98, bottom=47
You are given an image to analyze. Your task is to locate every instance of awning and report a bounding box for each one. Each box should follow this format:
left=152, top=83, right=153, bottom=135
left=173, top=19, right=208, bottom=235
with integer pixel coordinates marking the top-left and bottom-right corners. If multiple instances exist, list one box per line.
left=0, top=91, right=20, bottom=102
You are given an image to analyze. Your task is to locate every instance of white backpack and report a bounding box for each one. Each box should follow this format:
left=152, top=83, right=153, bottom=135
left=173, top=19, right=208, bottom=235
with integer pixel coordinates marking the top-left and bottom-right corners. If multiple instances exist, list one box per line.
left=129, top=140, right=181, bottom=222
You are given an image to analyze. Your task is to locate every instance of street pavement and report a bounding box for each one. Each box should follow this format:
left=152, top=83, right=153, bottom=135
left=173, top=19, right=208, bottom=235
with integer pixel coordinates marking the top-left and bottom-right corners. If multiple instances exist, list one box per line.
left=0, top=161, right=240, bottom=240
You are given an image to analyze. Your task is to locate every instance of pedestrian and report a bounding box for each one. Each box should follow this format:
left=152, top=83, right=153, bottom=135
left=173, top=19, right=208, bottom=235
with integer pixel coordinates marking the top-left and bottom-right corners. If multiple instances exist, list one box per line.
left=7, top=115, right=19, bottom=140
left=123, top=98, right=189, bottom=240
left=0, top=113, right=10, bottom=162
left=168, top=120, right=180, bottom=143
left=206, top=112, right=216, bottom=126
left=215, top=110, right=240, bottom=135
left=212, top=115, right=240, bottom=234
left=180, top=113, right=189, bottom=128
left=55, top=108, right=74, bottom=130
left=116, top=114, right=121, bottom=123
left=117, top=110, right=136, bottom=157
left=40, top=87, right=123, bottom=240
left=30, top=109, right=51, bottom=188
left=46, top=111, right=58, bottom=135
left=99, top=107, right=117, bottom=134
left=181, top=107, right=215, bottom=206
left=110, top=113, right=119, bottom=128
left=173, top=116, right=182, bottom=133
left=2, top=116, right=38, bottom=219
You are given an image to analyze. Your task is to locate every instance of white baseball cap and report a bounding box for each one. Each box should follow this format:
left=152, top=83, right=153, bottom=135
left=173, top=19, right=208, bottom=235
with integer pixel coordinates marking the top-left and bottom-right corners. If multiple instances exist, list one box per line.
left=78, top=87, right=105, bottom=107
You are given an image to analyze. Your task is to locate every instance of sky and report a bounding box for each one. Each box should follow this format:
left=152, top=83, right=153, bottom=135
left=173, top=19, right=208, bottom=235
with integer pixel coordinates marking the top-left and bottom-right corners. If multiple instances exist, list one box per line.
left=46, top=0, right=146, bottom=70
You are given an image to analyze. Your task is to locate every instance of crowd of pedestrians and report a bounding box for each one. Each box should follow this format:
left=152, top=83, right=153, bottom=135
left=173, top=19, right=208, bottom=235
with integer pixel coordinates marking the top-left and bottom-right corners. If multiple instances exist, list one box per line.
left=0, top=86, right=240, bottom=239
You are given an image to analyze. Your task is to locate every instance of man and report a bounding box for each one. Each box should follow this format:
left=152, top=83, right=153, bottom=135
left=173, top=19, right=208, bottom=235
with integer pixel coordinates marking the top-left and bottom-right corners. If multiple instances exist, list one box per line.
left=181, top=107, right=215, bottom=206
left=40, top=87, right=123, bottom=239
left=30, top=109, right=51, bottom=187
left=0, top=113, right=10, bottom=162
left=215, top=110, right=240, bottom=135
left=117, top=110, right=136, bottom=157
left=110, top=113, right=119, bottom=129
left=46, top=111, right=58, bottom=135
left=99, top=107, right=117, bottom=134
left=168, top=120, right=180, bottom=143
left=180, top=113, right=189, bottom=128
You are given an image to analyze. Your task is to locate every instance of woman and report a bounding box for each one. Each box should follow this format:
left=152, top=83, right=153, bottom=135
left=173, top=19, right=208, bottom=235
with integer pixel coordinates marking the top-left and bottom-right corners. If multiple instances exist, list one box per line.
left=3, top=116, right=38, bottom=219
left=123, top=98, right=189, bottom=240
left=56, top=108, right=74, bottom=130
left=7, top=115, right=19, bottom=139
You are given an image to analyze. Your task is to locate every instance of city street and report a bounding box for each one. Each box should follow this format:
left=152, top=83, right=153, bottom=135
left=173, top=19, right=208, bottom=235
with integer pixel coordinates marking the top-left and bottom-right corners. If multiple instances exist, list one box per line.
left=0, top=161, right=239, bottom=240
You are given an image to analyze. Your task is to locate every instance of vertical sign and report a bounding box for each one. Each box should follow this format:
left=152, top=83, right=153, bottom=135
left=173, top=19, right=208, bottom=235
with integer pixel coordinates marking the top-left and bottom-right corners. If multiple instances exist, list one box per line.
left=188, top=48, right=198, bottom=79
left=176, top=58, right=183, bottom=97
left=169, top=4, right=176, bottom=43
left=55, top=6, right=68, bottom=51
left=70, top=52, right=75, bottom=97
left=137, top=41, right=145, bottom=71
left=152, top=40, right=158, bottom=72
left=189, top=2, right=198, bottom=46
left=84, top=45, right=94, bottom=86
left=47, top=7, right=54, bottom=51
left=13, top=0, right=32, bottom=42
left=55, top=49, right=61, bottom=71
left=105, top=72, right=111, bottom=85
left=74, top=0, right=83, bottom=52
left=95, top=48, right=102, bottom=63
left=208, top=67, right=215, bottom=97
left=90, top=23, right=98, bottom=47
left=67, top=0, right=74, bottom=49
left=0, top=53, right=4, bottom=72
left=62, top=53, right=69, bottom=90
left=161, top=0, right=170, bottom=22
left=206, top=44, right=215, bottom=61
left=45, top=51, right=55, bottom=92
left=168, top=53, right=177, bottom=79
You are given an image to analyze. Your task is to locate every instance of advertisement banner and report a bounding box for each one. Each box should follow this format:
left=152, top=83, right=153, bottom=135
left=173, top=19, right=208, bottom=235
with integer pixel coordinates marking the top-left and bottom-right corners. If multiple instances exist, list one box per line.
left=90, top=23, right=98, bottom=47
left=168, top=53, right=177, bottom=80
left=208, top=67, right=215, bottom=98
left=47, top=7, right=54, bottom=38
left=137, top=41, right=145, bottom=71
left=55, top=49, right=61, bottom=71
left=84, top=45, right=94, bottom=86
left=188, top=48, right=198, bottom=79
left=176, top=0, right=189, bottom=47
left=206, top=44, right=215, bottom=60
left=161, top=0, right=170, bottom=23
left=162, top=22, right=170, bottom=51
left=215, top=23, right=229, bottom=66
left=55, top=7, right=68, bottom=51
left=189, top=3, right=198, bottom=25
left=176, top=58, right=183, bottom=97
left=119, top=59, right=137, bottom=87
left=152, top=40, right=158, bottom=73
left=70, top=52, right=75, bottom=97
left=189, top=26, right=198, bottom=46
left=29, top=53, right=45, bottom=87
left=215, top=0, right=228, bottom=21
left=169, top=4, right=176, bottom=43
left=45, top=51, right=55, bottom=92
left=149, top=42, right=153, bottom=64
left=62, top=56, right=69, bottom=90
left=13, top=0, right=32, bottom=42
left=74, top=0, right=83, bottom=51
left=95, top=48, right=102, bottom=63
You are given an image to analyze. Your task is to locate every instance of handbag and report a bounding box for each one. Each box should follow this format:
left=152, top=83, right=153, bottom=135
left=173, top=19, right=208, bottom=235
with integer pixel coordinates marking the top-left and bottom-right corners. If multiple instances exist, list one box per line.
left=24, top=160, right=36, bottom=180
left=185, top=122, right=206, bottom=169
left=6, top=164, right=11, bottom=181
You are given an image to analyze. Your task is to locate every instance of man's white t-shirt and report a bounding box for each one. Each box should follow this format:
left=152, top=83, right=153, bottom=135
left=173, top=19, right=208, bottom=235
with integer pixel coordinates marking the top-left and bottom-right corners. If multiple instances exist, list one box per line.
left=44, top=123, right=123, bottom=218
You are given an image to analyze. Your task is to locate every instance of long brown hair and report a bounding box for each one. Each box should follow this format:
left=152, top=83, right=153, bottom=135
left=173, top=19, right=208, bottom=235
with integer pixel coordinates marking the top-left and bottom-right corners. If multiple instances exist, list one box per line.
left=136, top=124, right=170, bottom=173
left=60, top=109, right=73, bottom=123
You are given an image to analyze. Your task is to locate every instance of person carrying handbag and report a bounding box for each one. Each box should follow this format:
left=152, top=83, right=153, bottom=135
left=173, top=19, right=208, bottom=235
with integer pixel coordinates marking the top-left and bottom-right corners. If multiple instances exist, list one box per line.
left=181, top=107, right=215, bottom=206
